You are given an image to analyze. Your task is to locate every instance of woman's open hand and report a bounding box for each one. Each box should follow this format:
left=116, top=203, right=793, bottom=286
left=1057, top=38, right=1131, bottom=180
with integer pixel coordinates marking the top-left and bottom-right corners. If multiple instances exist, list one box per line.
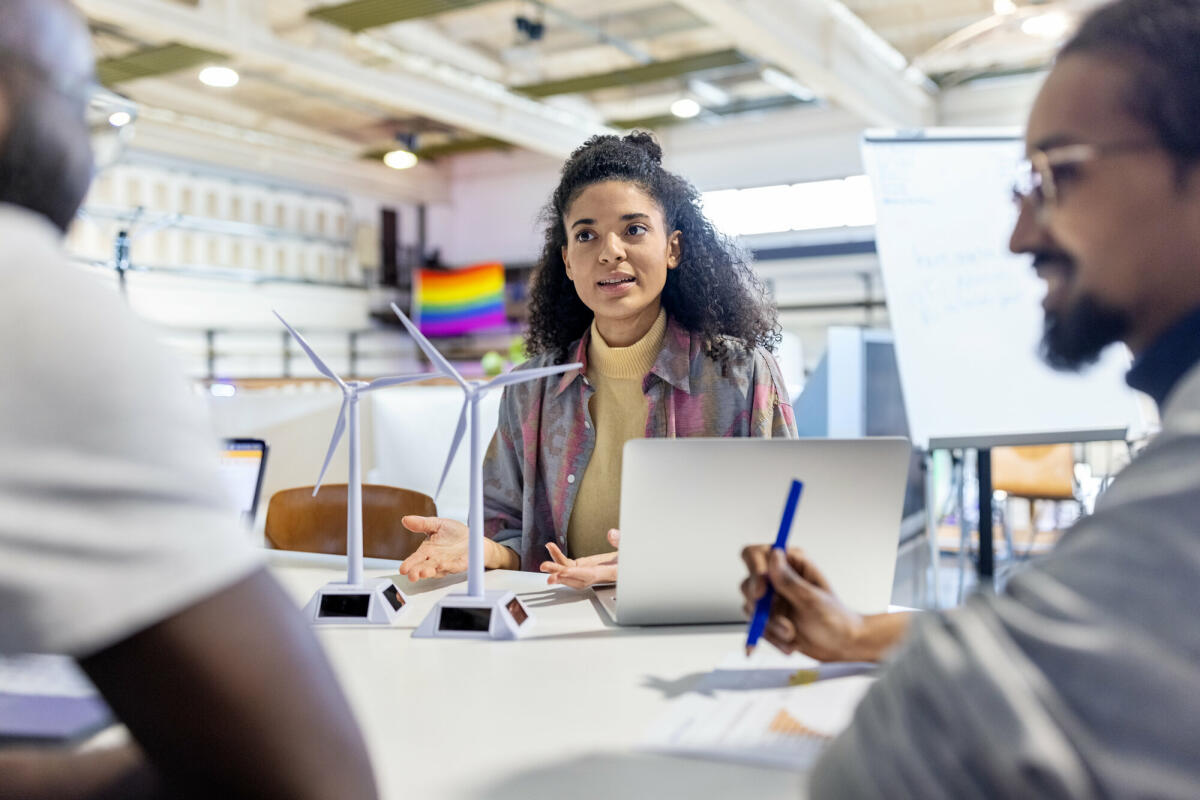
left=539, top=529, right=620, bottom=589
left=396, top=516, right=469, bottom=580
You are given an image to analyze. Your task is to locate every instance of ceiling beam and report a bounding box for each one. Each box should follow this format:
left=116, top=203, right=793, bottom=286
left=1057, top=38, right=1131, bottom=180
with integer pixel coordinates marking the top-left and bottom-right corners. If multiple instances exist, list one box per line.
left=308, top=0, right=496, bottom=32
left=612, top=96, right=809, bottom=132
left=673, top=0, right=936, bottom=128
left=514, top=49, right=747, bottom=98
left=97, top=42, right=227, bottom=86
left=77, top=0, right=613, bottom=159
left=127, top=109, right=449, bottom=204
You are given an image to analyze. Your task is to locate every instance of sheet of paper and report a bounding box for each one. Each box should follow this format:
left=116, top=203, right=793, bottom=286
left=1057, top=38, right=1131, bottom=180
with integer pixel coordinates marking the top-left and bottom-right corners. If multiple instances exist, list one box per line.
left=641, top=650, right=877, bottom=771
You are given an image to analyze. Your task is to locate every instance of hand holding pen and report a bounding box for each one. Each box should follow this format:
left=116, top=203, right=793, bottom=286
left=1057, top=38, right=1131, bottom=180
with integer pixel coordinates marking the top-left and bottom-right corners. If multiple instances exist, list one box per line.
left=744, top=479, right=803, bottom=657
left=741, top=535, right=906, bottom=663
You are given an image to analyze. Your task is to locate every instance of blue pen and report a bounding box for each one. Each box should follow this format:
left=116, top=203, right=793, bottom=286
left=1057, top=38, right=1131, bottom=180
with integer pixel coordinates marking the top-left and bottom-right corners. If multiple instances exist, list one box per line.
left=746, top=479, right=804, bottom=657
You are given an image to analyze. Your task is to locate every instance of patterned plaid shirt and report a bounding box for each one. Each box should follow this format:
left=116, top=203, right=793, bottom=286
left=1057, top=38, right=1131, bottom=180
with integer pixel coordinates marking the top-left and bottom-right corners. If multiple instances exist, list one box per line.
left=483, top=316, right=798, bottom=569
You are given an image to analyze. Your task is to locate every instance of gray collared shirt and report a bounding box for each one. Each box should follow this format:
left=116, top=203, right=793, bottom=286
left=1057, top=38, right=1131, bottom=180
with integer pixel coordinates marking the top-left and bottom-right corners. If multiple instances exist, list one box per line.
left=811, top=360, right=1200, bottom=798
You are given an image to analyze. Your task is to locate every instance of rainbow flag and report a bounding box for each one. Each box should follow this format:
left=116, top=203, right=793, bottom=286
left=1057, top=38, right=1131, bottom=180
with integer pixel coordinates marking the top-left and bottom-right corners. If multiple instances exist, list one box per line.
left=415, top=262, right=507, bottom=337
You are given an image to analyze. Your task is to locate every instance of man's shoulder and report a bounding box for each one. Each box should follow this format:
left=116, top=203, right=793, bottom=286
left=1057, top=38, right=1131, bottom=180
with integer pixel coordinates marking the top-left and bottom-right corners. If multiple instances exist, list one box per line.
left=1161, top=361, right=1200, bottom=432
left=1, top=213, right=178, bottom=387
left=1047, top=415, right=1200, bottom=582
left=1, top=207, right=132, bottom=348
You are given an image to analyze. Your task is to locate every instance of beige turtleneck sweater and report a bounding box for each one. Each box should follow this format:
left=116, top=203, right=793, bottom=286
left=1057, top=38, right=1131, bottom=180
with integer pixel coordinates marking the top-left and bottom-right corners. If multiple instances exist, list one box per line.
left=565, top=309, right=667, bottom=559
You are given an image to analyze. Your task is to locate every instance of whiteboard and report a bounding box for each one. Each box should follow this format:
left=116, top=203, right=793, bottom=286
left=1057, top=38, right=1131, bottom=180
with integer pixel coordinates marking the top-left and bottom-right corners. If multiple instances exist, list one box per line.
left=861, top=131, right=1149, bottom=450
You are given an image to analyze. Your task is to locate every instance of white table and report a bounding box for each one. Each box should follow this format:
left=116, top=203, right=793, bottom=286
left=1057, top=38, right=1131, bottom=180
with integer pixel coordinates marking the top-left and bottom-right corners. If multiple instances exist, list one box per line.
left=270, top=560, right=815, bottom=800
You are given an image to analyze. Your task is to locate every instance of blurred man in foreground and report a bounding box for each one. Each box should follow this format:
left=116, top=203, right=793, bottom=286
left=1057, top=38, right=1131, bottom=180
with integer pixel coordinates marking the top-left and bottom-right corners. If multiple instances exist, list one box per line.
left=0, top=2, right=378, bottom=797
left=743, top=0, right=1200, bottom=795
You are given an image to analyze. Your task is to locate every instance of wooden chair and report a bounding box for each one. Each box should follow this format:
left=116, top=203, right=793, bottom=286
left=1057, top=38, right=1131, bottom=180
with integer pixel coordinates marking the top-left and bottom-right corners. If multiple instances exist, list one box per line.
left=264, top=484, right=437, bottom=561
left=991, top=445, right=1077, bottom=560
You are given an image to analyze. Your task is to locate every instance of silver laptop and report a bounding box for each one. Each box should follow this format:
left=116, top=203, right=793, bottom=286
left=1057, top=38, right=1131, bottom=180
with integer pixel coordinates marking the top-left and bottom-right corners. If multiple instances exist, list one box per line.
left=594, top=438, right=911, bottom=625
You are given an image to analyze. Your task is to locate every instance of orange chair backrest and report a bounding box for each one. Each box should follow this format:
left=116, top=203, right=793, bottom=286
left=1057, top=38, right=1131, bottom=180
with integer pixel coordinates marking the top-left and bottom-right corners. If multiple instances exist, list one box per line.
left=990, top=445, right=1075, bottom=500
left=264, top=484, right=437, bottom=561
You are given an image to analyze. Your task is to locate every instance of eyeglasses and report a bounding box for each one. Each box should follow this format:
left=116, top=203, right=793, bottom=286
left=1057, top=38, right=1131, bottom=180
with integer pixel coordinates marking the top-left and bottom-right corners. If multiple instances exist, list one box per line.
left=0, top=52, right=139, bottom=170
left=1011, top=140, right=1161, bottom=217
left=87, top=86, right=139, bottom=170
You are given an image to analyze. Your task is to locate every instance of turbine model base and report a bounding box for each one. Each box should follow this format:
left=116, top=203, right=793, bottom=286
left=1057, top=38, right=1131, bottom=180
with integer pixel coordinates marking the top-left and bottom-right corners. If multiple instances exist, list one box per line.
left=412, top=589, right=533, bottom=640
left=303, top=578, right=409, bottom=626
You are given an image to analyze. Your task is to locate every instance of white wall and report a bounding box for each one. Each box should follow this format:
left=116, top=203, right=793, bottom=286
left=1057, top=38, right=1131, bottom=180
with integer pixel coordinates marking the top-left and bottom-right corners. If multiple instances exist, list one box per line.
left=425, top=149, right=562, bottom=266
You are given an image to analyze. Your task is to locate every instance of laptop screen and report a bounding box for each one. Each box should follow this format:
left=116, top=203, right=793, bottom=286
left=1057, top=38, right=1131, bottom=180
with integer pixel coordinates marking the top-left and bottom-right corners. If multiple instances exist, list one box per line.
left=219, top=438, right=268, bottom=525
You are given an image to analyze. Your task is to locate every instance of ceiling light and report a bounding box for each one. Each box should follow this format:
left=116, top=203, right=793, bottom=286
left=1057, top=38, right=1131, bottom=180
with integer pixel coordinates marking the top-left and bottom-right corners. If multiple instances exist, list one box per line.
left=670, top=98, right=701, bottom=119
left=199, top=66, right=240, bottom=88
left=107, top=111, right=132, bottom=127
left=1021, top=11, right=1072, bottom=40
left=383, top=149, right=419, bottom=169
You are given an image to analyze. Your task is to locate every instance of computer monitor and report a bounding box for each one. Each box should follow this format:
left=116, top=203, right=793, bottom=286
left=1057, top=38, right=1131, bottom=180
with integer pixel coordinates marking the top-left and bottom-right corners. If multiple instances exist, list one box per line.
left=795, top=328, right=924, bottom=521
left=219, top=438, right=268, bottom=526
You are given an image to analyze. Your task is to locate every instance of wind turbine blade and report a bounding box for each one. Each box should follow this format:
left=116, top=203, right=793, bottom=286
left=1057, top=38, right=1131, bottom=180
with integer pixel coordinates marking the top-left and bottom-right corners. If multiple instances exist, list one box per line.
left=435, top=399, right=469, bottom=501
left=273, top=310, right=346, bottom=389
left=390, top=303, right=468, bottom=389
left=360, top=372, right=441, bottom=392
left=483, top=362, right=584, bottom=391
left=313, top=396, right=348, bottom=496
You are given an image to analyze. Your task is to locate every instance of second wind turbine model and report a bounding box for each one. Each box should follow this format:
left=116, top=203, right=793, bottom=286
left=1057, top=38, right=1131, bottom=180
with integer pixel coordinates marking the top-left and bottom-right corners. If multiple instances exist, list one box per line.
left=391, top=303, right=582, bottom=639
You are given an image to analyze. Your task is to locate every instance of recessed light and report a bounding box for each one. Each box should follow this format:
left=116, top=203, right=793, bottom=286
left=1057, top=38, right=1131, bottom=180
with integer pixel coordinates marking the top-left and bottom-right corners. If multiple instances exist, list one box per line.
left=670, top=98, right=701, bottom=119
left=199, top=66, right=240, bottom=88
left=383, top=149, right=418, bottom=170
left=108, top=111, right=132, bottom=127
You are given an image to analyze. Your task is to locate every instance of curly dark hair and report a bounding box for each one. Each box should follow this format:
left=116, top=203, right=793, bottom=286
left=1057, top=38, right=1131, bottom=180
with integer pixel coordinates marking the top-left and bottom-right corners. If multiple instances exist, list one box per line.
left=525, top=131, right=779, bottom=363
left=1062, top=0, right=1200, bottom=177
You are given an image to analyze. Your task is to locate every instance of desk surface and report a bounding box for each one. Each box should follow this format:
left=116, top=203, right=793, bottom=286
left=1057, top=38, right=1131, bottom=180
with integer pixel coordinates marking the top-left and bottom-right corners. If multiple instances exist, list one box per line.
left=270, top=562, right=814, bottom=800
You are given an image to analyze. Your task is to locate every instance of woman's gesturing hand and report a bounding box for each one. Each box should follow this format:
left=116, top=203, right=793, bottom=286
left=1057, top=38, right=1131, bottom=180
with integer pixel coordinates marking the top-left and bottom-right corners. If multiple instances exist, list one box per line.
left=539, top=529, right=620, bottom=589
left=397, top=516, right=469, bottom=580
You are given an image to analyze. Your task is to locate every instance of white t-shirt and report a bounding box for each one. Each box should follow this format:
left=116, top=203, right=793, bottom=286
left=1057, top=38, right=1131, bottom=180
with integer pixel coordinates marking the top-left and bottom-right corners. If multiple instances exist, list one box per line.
left=0, top=205, right=261, bottom=657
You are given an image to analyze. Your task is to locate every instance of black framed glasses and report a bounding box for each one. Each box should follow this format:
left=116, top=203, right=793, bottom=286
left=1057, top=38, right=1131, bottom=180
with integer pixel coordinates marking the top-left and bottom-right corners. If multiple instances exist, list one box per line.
left=1011, top=140, right=1161, bottom=218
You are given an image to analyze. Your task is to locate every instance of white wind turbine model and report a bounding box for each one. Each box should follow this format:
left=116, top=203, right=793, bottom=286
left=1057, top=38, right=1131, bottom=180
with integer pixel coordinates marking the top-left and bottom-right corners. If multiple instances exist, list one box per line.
left=275, top=311, right=439, bottom=626
left=391, top=303, right=582, bottom=640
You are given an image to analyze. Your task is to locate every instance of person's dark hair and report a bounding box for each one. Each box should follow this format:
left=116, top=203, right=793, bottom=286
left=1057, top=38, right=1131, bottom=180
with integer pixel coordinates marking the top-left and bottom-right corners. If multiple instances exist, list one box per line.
left=1061, top=0, right=1200, bottom=175
left=525, top=131, right=779, bottom=363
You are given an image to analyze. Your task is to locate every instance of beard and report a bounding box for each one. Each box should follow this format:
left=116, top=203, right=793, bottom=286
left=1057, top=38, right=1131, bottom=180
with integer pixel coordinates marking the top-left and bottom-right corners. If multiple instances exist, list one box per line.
left=1039, top=293, right=1131, bottom=371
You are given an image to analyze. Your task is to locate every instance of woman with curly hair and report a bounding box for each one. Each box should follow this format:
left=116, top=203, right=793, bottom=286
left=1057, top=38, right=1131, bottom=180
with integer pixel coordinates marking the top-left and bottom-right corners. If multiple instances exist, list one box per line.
left=398, top=131, right=796, bottom=587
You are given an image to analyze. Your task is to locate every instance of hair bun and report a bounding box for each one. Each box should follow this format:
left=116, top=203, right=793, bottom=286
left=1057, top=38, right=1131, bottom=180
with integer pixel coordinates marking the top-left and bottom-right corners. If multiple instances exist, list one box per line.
left=623, top=131, right=663, bottom=165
